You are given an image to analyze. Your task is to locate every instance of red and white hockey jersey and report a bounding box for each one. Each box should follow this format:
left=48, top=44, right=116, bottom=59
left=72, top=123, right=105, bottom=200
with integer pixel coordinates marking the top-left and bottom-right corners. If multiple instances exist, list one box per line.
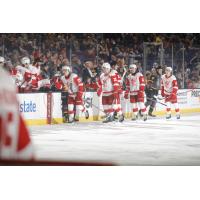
left=10, top=68, right=24, bottom=87
left=0, top=67, right=34, bottom=160
left=125, top=72, right=145, bottom=95
left=161, top=74, right=178, bottom=95
left=59, top=73, right=84, bottom=95
left=14, top=65, right=42, bottom=91
left=110, top=69, right=122, bottom=93
left=97, top=72, right=118, bottom=96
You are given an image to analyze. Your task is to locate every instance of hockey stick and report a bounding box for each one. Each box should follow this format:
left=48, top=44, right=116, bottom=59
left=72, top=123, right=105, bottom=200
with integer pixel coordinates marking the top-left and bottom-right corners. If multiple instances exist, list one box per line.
left=90, top=102, right=109, bottom=119
left=154, top=89, right=195, bottom=101
left=146, top=97, right=167, bottom=106
left=91, top=102, right=105, bottom=113
left=18, top=80, right=26, bottom=88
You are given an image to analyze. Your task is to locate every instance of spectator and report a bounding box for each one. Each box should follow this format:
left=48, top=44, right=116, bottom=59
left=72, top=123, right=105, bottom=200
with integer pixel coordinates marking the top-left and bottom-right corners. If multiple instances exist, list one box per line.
left=1, top=33, right=200, bottom=92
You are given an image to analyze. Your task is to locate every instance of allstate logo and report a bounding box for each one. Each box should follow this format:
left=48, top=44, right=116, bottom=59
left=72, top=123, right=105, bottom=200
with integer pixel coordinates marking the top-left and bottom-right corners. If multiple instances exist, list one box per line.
left=19, top=101, right=36, bottom=112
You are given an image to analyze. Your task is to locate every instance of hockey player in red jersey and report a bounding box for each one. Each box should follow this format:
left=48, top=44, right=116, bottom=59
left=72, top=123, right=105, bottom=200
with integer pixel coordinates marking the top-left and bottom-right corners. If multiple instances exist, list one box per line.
left=0, top=67, right=34, bottom=160
left=58, top=66, right=89, bottom=123
left=161, top=67, right=180, bottom=119
left=14, top=57, right=50, bottom=92
left=110, top=63, right=124, bottom=122
left=97, top=62, right=124, bottom=123
left=124, top=64, right=147, bottom=121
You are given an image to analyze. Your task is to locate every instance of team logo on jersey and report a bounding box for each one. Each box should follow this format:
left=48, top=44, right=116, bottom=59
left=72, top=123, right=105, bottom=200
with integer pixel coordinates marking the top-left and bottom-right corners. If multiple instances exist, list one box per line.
left=165, top=81, right=170, bottom=87
left=131, top=79, right=137, bottom=86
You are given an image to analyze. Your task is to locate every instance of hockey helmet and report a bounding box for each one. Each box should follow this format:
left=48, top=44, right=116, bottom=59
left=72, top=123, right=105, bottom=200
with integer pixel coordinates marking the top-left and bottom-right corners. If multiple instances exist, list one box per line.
left=102, top=62, right=111, bottom=70
left=21, top=57, right=30, bottom=65
left=165, top=66, right=173, bottom=72
left=129, top=64, right=137, bottom=69
left=62, top=65, right=71, bottom=71
left=102, top=62, right=111, bottom=74
left=62, top=65, right=71, bottom=76
left=129, top=64, right=137, bottom=74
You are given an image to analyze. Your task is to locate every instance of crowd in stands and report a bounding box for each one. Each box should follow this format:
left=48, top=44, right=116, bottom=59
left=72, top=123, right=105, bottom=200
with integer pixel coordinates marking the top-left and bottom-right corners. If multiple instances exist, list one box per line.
left=0, top=33, right=200, bottom=92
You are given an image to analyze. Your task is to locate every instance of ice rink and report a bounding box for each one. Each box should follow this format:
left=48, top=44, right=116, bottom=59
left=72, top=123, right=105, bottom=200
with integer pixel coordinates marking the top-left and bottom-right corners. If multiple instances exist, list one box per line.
left=30, top=114, right=200, bottom=165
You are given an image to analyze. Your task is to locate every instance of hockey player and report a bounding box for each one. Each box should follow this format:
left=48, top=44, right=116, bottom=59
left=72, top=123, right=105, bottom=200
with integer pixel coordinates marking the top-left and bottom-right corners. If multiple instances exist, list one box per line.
left=15, top=57, right=49, bottom=92
left=161, top=66, right=180, bottom=119
left=0, top=66, right=34, bottom=160
left=97, top=62, right=124, bottom=123
left=144, top=79, right=158, bottom=117
left=59, top=66, right=89, bottom=123
left=146, top=65, right=163, bottom=116
left=110, top=62, right=124, bottom=122
left=124, top=64, right=147, bottom=121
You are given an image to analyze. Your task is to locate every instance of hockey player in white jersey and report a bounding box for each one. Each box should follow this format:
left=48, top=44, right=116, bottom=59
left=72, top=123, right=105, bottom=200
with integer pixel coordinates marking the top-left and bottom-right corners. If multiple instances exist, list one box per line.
left=0, top=67, right=34, bottom=160
left=124, top=64, right=147, bottom=121
left=110, top=63, right=124, bottom=122
left=96, top=63, right=123, bottom=123
left=15, top=57, right=49, bottom=92
left=58, top=66, right=89, bottom=123
left=161, top=66, right=180, bottom=119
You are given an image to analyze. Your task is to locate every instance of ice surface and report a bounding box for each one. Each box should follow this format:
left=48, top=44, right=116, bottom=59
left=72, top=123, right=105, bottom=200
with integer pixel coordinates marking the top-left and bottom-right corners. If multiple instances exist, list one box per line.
left=30, top=114, right=200, bottom=165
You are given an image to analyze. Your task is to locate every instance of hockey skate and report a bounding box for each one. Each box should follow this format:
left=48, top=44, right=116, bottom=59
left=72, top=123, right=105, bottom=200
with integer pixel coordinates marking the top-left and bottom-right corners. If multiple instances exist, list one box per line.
left=84, top=110, right=89, bottom=119
left=113, top=111, right=118, bottom=120
left=103, top=114, right=114, bottom=123
left=118, top=114, right=124, bottom=122
left=148, top=112, right=156, bottom=117
left=166, top=114, right=171, bottom=119
left=68, top=119, right=74, bottom=123
left=63, top=113, right=69, bottom=123
left=131, top=114, right=138, bottom=121
left=148, top=107, right=156, bottom=117
left=176, top=114, right=180, bottom=120
left=143, top=114, right=147, bottom=121
left=74, top=116, right=79, bottom=122
left=138, top=110, right=143, bottom=117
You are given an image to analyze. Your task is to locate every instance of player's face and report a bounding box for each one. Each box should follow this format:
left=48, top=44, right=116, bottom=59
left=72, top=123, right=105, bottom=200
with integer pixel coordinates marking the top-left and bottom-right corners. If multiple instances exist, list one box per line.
left=165, top=69, right=171, bottom=76
left=130, top=67, right=136, bottom=74
left=62, top=69, right=70, bottom=76
left=24, top=63, right=29, bottom=68
left=102, top=67, right=110, bottom=74
left=158, top=69, right=162, bottom=75
left=0, top=62, right=4, bottom=67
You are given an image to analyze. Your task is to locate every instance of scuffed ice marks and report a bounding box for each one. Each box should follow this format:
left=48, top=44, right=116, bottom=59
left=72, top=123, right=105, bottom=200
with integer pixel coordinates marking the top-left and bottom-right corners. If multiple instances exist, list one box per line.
left=30, top=114, right=200, bottom=165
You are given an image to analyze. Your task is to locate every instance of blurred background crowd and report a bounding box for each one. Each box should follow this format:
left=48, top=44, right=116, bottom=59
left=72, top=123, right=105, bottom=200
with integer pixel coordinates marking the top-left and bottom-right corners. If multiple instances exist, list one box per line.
left=1, top=33, right=200, bottom=92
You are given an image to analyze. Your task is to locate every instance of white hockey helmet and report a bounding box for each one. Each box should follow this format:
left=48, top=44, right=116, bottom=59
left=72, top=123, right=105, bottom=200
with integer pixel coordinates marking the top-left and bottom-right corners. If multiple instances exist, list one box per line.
left=129, top=64, right=138, bottom=74
left=0, top=56, right=5, bottom=63
left=102, top=62, right=111, bottom=74
left=102, top=62, right=111, bottom=70
left=62, top=65, right=71, bottom=76
left=129, top=64, right=137, bottom=69
left=62, top=65, right=71, bottom=71
left=165, top=66, right=173, bottom=72
left=21, top=57, right=30, bottom=65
